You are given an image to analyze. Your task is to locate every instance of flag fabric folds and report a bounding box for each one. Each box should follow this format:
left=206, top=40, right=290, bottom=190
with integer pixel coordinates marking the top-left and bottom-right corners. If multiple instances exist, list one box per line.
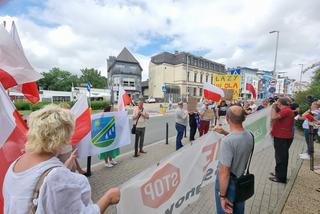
left=118, top=86, right=132, bottom=112
left=70, top=95, right=92, bottom=145
left=203, top=82, right=225, bottom=102
left=0, top=84, right=28, bottom=213
left=0, top=22, right=42, bottom=103
left=246, top=83, right=257, bottom=99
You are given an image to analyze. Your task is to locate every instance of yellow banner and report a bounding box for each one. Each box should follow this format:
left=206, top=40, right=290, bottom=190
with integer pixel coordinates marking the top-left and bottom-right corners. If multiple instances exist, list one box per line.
left=213, top=74, right=241, bottom=100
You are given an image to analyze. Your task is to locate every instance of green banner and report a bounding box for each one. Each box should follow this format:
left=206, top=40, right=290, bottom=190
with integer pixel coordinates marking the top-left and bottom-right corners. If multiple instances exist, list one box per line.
left=245, top=116, right=268, bottom=144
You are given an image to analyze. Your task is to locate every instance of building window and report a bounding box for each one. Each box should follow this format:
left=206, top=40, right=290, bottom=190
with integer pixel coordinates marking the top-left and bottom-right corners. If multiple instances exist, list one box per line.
left=199, top=88, right=203, bottom=96
left=52, top=96, right=70, bottom=102
left=211, top=75, right=213, bottom=84
left=187, top=72, right=190, bottom=82
left=206, top=75, right=208, bottom=82
left=123, top=81, right=129, bottom=86
left=194, top=73, right=197, bottom=82
left=129, top=81, right=135, bottom=87
left=193, top=88, right=197, bottom=96
left=200, top=73, right=203, bottom=83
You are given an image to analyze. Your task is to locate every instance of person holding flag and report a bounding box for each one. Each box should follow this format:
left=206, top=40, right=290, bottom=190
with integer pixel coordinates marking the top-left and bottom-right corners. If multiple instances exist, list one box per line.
left=3, top=104, right=120, bottom=213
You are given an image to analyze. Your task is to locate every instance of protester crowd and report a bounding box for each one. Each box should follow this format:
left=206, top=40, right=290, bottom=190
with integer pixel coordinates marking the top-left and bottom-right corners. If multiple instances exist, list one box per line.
left=4, top=94, right=320, bottom=214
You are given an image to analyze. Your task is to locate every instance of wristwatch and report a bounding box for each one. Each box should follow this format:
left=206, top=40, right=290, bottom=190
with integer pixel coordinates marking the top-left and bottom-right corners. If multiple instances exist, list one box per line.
left=218, top=192, right=226, bottom=198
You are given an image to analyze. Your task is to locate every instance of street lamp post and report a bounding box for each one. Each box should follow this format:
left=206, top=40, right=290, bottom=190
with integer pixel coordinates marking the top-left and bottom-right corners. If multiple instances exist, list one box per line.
left=270, top=30, right=280, bottom=78
left=298, top=63, right=304, bottom=85
left=186, top=54, right=189, bottom=102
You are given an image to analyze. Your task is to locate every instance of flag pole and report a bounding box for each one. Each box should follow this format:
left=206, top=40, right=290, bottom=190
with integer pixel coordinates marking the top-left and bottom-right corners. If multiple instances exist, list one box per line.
left=86, top=82, right=92, bottom=177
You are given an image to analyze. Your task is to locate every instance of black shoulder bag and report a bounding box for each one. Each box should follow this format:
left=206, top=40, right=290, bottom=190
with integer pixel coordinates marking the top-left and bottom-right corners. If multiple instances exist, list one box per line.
left=131, top=109, right=142, bottom=134
left=234, top=132, right=255, bottom=202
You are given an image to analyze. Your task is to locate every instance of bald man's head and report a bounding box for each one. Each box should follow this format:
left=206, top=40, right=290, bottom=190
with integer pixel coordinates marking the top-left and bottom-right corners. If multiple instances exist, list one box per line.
left=226, top=105, right=246, bottom=124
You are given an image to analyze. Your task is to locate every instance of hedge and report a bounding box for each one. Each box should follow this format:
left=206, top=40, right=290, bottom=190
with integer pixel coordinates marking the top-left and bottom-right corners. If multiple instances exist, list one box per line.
left=14, top=100, right=110, bottom=111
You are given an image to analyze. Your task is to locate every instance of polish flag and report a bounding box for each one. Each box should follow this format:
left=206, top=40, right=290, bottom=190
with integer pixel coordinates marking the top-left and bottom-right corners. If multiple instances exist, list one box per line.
left=118, top=86, right=132, bottom=112
left=0, top=22, right=42, bottom=103
left=246, top=83, right=257, bottom=99
left=0, top=84, right=28, bottom=213
left=70, top=95, right=92, bottom=145
left=203, top=82, right=225, bottom=102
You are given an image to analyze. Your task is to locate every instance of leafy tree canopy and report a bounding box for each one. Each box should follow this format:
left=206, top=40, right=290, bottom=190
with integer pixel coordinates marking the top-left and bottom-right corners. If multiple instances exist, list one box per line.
left=37, top=67, right=108, bottom=91
left=79, top=68, right=108, bottom=89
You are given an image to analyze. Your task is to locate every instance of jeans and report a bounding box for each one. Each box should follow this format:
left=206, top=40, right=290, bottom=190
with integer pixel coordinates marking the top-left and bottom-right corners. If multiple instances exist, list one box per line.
left=273, top=137, right=293, bottom=182
left=189, top=125, right=197, bottom=141
left=303, top=129, right=318, bottom=155
left=134, top=127, right=145, bottom=155
left=176, top=123, right=185, bottom=150
left=215, top=174, right=245, bottom=214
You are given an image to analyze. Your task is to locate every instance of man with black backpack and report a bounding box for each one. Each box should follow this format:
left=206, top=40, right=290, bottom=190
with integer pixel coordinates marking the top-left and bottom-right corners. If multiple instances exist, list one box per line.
left=213, top=106, right=254, bottom=214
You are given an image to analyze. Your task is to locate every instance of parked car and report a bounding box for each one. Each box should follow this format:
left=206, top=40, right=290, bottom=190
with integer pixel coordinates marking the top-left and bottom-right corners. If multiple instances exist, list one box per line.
left=146, top=97, right=156, bottom=103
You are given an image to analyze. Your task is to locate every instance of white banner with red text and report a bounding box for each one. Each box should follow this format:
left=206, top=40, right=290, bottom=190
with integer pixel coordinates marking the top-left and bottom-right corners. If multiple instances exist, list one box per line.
left=117, top=107, right=272, bottom=214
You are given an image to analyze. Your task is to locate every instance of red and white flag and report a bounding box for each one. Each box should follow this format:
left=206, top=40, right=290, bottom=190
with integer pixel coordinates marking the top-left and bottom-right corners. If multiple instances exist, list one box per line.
left=246, top=83, right=257, bottom=99
left=70, top=95, right=92, bottom=146
left=0, top=22, right=42, bottom=103
left=118, top=86, right=132, bottom=112
left=203, top=82, right=225, bottom=102
left=0, top=84, right=28, bottom=213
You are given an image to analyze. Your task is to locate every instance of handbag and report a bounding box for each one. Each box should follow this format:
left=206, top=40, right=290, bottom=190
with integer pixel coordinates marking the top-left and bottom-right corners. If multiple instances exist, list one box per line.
left=233, top=132, right=255, bottom=202
left=131, top=109, right=142, bottom=134
left=30, top=166, right=60, bottom=214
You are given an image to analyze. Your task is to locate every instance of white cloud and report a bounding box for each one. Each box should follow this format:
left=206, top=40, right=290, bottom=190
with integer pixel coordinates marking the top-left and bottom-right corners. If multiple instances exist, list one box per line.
left=1, top=0, right=319, bottom=83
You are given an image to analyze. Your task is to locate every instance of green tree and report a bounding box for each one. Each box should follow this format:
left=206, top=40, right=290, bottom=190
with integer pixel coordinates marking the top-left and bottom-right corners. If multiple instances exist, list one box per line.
left=295, top=68, right=320, bottom=112
left=79, top=68, right=108, bottom=89
left=37, top=67, right=80, bottom=91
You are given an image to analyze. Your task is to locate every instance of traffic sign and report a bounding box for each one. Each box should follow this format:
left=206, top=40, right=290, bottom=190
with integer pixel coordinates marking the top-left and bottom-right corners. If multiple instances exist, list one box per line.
left=269, top=87, right=276, bottom=93
left=269, top=79, right=277, bottom=86
left=229, top=69, right=241, bottom=75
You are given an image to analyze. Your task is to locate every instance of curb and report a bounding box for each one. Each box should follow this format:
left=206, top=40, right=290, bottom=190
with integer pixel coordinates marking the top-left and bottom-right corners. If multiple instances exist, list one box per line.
left=272, top=158, right=303, bottom=214
left=90, top=136, right=177, bottom=170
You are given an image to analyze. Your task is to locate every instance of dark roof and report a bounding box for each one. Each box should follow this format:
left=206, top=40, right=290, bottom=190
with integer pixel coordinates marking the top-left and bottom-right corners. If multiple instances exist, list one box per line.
left=107, top=47, right=142, bottom=72
left=151, top=51, right=225, bottom=72
left=116, top=47, right=139, bottom=64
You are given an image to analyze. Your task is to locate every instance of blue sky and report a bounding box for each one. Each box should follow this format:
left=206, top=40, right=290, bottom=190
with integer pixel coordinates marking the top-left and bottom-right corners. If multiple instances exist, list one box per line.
left=0, top=0, right=319, bottom=81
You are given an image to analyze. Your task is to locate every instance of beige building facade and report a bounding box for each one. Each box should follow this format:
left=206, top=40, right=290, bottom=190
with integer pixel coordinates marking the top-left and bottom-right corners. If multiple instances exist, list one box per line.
left=149, top=51, right=225, bottom=102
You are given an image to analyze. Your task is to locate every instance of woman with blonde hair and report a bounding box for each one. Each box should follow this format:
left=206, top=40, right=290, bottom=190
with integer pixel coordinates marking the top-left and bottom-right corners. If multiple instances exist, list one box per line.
left=3, top=104, right=120, bottom=213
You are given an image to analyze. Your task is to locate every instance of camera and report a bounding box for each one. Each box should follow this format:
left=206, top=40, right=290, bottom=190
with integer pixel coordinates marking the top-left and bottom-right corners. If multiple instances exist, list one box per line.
left=306, top=95, right=316, bottom=105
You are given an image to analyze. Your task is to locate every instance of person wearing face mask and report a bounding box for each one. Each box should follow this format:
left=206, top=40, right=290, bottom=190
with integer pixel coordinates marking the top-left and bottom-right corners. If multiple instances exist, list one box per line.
left=269, top=98, right=295, bottom=184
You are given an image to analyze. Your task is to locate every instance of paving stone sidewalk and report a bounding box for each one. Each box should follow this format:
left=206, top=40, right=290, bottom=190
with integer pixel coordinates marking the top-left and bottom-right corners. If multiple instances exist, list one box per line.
left=88, top=133, right=305, bottom=214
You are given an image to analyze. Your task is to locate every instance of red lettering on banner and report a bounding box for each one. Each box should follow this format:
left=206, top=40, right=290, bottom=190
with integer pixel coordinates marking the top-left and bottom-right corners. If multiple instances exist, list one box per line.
left=141, top=163, right=180, bottom=208
left=202, top=141, right=220, bottom=172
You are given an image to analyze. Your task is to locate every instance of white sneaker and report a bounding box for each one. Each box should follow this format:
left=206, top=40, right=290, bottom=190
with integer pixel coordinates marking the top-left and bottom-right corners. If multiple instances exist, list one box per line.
left=105, top=162, right=113, bottom=168
left=110, top=160, right=118, bottom=165
left=300, top=154, right=310, bottom=160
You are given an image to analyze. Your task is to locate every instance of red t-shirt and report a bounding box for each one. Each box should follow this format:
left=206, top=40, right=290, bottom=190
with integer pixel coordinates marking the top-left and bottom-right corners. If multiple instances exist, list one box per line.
left=271, top=106, right=295, bottom=139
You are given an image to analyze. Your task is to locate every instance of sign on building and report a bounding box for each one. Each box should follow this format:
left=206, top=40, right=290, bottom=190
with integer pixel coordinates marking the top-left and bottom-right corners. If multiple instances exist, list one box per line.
left=213, top=74, right=240, bottom=100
